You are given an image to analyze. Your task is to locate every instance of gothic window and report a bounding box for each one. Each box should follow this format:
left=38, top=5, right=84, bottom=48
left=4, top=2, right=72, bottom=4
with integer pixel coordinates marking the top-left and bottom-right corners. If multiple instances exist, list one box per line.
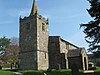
left=45, top=52, right=46, bottom=59
left=26, top=22, right=30, bottom=30
left=42, top=23, right=45, bottom=31
left=26, top=35, right=31, bottom=41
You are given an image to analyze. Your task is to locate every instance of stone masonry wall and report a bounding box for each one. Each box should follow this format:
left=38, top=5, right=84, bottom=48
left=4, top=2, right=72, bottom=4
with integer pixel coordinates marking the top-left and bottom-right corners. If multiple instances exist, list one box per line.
left=19, top=51, right=37, bottom=69
left=59, top=39, right=69, bottom=69
left=81, top=48, right=88, bottom=70
left=48, top=36, right=61, bottom=69
left=37, top=15, right=49, bottom=70
left=49, top=36, right=70, bottom=69
left=19, top=15, right=38, bottom=70
left=68, top=56, right=82, bottom=69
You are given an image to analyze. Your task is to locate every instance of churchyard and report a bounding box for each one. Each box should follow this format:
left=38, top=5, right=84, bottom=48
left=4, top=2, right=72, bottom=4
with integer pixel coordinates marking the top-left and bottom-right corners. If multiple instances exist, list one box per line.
left=0, top=67, right=100, bottom=75
left=0, top=0, right=100, bottom=75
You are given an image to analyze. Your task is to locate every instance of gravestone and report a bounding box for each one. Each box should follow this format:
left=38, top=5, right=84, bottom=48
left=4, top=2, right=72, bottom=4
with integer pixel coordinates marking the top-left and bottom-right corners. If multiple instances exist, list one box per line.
left=43, top=73, right=47, bottom=75
left=0, top=65, right=2, bottom=70
left=71, top=63, right=79, bottom=75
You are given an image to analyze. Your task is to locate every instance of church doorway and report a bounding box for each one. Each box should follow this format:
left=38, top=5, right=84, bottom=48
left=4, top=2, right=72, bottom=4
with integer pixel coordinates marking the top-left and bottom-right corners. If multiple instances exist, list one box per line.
left=84, top=57, right=87, bottom=70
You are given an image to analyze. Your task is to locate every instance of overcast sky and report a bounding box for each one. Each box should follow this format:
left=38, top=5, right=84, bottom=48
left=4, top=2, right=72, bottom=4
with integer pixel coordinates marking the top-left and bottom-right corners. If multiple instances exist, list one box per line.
left=0, top=0, right=93, bottom=49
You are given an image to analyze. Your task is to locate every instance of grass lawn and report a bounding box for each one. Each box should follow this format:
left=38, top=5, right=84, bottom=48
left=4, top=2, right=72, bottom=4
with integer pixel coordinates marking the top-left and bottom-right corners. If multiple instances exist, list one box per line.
left=94, top=67, right=100, bottom=75
left=19, top=69, right=72, bottom=75
left=1, top=67, right=100, bottom=75
left=19, top=69, right=84, bottom=75
left=5, top=69, right=83, bottom=75
left=0, top=70, right=15, bottom=75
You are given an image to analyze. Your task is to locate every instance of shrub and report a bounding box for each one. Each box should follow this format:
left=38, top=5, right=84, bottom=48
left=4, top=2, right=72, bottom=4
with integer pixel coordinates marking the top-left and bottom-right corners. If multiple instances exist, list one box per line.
left=0, top=70, right=15, bottom=75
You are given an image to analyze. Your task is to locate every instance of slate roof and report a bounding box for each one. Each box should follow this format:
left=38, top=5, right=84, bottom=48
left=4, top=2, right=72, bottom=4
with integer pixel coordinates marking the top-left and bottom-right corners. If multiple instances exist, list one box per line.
left=60, top=38, right=79, bottom=49
left=49, top=36, right=79, bottom=49
left=67, top=49, right=81, bottom=57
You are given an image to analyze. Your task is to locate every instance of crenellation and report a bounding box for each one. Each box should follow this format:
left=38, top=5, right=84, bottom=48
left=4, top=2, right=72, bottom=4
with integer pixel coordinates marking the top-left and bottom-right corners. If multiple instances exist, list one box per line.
left=19, top=0, right=88, bottom=70
left=19, top=0, right=49, bottom=70
left=38, top=15, right=48, bottom=24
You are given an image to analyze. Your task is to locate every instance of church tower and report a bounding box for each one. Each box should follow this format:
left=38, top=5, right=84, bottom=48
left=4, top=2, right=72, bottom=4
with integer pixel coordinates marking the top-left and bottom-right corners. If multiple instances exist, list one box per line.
left=19, top=0, right=49, bottom=70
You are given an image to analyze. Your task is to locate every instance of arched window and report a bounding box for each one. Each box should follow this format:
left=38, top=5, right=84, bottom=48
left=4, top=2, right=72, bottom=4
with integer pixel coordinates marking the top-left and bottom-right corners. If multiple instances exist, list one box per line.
left=42, top=23, right=45, bottom=31
left=45, top=52, right=46, bottom=59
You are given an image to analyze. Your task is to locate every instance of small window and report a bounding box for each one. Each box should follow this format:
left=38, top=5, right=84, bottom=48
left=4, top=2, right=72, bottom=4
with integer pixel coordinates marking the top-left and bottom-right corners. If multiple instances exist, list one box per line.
left=66, top=43, right=69, bottom=50
left=42, top=23, right=45, bottom=31
left=26, top=22, right=30, bottom=30
left=26, top=35, right=31, bottom=41
left=45, top=52, right=46, bottom=59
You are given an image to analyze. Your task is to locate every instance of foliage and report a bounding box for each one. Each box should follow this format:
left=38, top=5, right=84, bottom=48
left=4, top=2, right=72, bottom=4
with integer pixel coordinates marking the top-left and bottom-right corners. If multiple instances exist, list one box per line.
left=93, top=51, right=100, bottom=58
left=0, top=36, right=10, bottom=56
left=2, top=68, right=100, bottom=75
left=6, top=45, right=19, bottom=62
left=10, top=37, right=19, bottom=45
left=0, top=70, right=15, bottom=75
left=0, top=36, right=10, bottom=47
left=0, top=36, right=10, bottom=49
left=94, top=67, right=100, bottom=75
left=0, top=37, right=19, bottom=69
left=1, top=45, right=19, bottom=68
left=80, top=0, right=100, bottom=52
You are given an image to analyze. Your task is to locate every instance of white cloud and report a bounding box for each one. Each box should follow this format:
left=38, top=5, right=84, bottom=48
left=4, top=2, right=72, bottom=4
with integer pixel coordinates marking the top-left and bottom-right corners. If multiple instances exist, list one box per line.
left=18, top=9, right=30, bottom=17
left=42, top=14, right=51, bottom=19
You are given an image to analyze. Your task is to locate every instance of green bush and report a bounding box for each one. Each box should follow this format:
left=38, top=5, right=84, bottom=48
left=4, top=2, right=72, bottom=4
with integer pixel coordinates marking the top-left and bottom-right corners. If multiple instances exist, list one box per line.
left=0, top=70, right=15, bottom=75
left=94, top=67, right=100, bottom=75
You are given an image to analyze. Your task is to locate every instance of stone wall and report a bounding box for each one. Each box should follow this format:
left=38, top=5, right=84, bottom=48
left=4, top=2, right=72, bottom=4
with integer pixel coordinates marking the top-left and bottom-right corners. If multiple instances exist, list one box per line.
left=37, top=15, right=49, bottom=70
left=19, top=14, right=49, bottom=70
left=59, top=39, right=69, bottom=69
left=68, top=48, right=88, bottom=70
left=48, top=36, right=60, bottom=69
left=81, top=48, right=88, bottom=70
left=68, top=56, right=82, bottom=69
left=37, top=51, right=49, bottom=70
left=19, top=0, right=89, bottom=70
left=60, top=39, right=79, bottom=50
left=19, top=15, right=38, bottom=69
left=49, top=36, right=69, bottom=69
left=19, top=51, right=37, bottom=69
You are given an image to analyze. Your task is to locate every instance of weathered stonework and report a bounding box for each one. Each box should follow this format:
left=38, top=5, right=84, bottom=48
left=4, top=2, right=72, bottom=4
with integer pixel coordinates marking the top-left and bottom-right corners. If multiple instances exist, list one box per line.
left=49, top=36, right=88, bottom=70
left=48, top=36, right=78, bottom=69
left=68, top=48, right=88, bottom=70
left=19, top=51, right=37, bottom=69
left=19, top=0, right=88, bottom=70
left=19, top=0, right=49, bottom=70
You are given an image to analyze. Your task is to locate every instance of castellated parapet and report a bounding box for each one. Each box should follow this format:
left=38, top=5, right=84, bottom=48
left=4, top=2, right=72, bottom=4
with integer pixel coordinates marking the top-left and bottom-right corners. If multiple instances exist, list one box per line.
left=19, top=0, right=49, bottom=70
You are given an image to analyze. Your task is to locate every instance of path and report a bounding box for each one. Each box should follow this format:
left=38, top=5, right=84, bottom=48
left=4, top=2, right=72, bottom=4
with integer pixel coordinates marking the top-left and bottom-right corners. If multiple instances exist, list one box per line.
left=84, top=70, right=94, bottom=75
left=14, top=72, right=23, bottom=75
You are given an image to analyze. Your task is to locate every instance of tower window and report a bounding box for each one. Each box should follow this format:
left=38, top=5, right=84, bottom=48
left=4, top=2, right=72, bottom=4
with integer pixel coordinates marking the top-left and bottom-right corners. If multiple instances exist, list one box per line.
left=26, top=22, right=30, bottom=30
left=45, top=52, right=46, bottom=59
left=42, top=23, right=45, bottom=31
left=26, top=35, right=31, bottom=41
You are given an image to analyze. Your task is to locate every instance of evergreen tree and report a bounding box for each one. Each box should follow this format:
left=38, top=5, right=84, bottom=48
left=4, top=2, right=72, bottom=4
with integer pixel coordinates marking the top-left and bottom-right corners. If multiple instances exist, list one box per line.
left=0, top=36, right=10, bottom=55
left=81, top=0, right=100, bottom=53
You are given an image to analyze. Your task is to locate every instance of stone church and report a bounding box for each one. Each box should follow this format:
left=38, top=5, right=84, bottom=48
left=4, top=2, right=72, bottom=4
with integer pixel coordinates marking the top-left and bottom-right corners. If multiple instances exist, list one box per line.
left=19, top=0, right=88, bottom=70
